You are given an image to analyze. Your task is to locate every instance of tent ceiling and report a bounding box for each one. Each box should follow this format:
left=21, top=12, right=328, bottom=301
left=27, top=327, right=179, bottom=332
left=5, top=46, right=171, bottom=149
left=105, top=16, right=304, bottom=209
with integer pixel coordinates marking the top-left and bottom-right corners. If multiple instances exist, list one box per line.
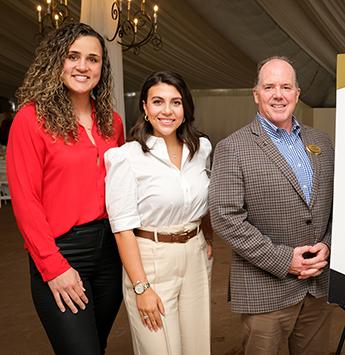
left=0, top=0, right=343, bottom=108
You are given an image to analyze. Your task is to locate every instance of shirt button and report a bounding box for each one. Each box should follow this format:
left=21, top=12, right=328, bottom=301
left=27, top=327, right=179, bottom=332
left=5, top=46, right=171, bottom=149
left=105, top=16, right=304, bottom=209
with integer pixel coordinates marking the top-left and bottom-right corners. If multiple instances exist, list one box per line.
left=297, top=163, right=301, bottom=167
left=306, top=219, right=312, bottom=225
left=303, top=185, right=307, bottom=189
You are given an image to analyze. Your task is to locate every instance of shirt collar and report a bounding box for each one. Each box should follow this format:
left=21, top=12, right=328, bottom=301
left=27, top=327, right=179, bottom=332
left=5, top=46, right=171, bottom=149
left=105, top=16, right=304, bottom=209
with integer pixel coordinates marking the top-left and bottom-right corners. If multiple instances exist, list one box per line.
left=146, top=135, right=162, bottom=149
left=256, top=112, right=301, bottom=136
left=146, top=135, right=190, bottom=168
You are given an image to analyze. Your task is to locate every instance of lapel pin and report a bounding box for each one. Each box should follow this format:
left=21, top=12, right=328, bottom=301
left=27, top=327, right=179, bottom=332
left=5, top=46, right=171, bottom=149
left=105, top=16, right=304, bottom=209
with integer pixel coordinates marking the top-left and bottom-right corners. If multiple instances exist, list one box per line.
left=306, top=144, right=321, bottom=155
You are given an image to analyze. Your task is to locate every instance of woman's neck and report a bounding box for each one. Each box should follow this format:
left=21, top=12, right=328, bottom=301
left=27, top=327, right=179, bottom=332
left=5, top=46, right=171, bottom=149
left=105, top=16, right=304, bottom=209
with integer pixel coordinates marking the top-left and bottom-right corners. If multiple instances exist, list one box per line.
left=162, top=134, right=183, bottom=169
left=157, top=134, right=180, bottom=148
left=70, top=93, right=92, bottom=117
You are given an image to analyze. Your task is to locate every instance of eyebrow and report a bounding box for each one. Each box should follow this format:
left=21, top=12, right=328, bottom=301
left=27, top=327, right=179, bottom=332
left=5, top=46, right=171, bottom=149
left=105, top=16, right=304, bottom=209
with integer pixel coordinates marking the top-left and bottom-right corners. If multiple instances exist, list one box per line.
left=262, top=82, right=293, bottom=86
left=151, top=96, right=182, bottom=100
left=67, top=50, right=101, bottom=58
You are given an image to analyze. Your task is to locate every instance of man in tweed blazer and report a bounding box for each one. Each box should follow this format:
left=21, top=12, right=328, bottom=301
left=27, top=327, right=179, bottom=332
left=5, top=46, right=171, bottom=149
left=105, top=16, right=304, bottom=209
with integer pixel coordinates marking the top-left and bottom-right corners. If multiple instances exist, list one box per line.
left=209, top=56, right=334, bottom=355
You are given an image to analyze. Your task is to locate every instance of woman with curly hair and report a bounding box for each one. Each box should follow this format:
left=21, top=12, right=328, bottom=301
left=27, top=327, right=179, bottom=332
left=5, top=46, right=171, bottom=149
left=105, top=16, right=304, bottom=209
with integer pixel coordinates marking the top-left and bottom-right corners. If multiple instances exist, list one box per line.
left=105, top=71, right=213, bottom=355
left=6, top=23, right=124, bottom=354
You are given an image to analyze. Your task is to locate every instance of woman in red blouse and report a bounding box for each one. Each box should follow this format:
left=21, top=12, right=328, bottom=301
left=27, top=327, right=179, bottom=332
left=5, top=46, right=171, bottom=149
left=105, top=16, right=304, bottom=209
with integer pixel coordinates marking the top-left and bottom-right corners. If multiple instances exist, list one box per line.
left=6, top=23, right=124, bottom=354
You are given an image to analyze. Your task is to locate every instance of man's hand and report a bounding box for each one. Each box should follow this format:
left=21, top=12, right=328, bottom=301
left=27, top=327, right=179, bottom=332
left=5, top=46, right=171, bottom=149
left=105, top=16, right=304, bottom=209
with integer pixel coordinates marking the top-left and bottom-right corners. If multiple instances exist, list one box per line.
left=289, top=243, right=329, bottom=280
left=298, top=243, right=329, bottom=279
left=288, top=245, right=313, bottom=276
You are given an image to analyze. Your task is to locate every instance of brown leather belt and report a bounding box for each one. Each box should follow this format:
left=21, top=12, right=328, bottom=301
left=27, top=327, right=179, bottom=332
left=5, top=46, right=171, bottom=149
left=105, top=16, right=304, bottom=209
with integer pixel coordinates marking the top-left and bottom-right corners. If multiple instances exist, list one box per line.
left=133, top=227, right=199, bottom=243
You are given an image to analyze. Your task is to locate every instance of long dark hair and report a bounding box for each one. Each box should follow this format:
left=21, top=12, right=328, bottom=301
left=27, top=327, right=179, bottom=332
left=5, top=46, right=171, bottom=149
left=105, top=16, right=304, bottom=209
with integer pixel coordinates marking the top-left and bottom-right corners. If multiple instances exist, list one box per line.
left=129, top=71, right=204, bottom=159
left=16, top=23, right=114, bottom=141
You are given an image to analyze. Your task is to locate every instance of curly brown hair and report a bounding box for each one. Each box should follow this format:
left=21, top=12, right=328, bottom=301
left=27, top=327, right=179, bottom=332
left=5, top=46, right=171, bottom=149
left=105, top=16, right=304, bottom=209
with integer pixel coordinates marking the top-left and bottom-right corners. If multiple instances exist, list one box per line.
left=16, top=23, right=114, bottom=141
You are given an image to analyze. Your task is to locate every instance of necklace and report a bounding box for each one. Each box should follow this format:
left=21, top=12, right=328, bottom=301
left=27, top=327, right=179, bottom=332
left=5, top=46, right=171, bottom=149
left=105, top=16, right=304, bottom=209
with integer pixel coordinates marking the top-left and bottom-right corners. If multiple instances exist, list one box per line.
left=169, top=146, right=181, bottom=160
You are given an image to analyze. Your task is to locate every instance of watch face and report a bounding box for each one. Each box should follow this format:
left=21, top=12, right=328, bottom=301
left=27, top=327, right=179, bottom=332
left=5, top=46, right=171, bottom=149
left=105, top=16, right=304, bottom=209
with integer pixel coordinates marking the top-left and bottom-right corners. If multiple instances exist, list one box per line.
left=135, top=283, right=145, bottom=294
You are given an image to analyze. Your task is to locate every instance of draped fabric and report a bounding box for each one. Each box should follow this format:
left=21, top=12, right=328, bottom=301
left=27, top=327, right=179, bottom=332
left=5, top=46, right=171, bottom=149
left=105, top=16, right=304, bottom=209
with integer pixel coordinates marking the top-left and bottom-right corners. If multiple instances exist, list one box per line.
left=1, top=0, right=345, bottom=108
left=257, top=0, right=345, bottom=74
left=185, top=0, right=345, bottom=107
left=80, top=0, right=126, bottom=123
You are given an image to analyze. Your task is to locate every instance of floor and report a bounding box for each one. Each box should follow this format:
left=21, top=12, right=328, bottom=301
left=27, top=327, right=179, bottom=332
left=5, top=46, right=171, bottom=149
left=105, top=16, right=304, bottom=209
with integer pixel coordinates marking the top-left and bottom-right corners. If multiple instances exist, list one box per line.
left=1, top=203, right=344, bottom=354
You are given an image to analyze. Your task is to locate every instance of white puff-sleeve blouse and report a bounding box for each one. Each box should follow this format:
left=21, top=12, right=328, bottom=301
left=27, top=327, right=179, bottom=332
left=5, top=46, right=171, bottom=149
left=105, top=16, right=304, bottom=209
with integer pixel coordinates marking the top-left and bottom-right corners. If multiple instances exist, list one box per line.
left=105, top=136, right=211, bottom=233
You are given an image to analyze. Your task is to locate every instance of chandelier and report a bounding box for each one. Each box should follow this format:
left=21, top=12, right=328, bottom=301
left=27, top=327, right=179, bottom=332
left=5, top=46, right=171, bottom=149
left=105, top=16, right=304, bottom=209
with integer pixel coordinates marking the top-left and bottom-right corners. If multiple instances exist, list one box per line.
left=107, top=0, right=162, bottom=54
left=36, top=0, right=73, bottom=35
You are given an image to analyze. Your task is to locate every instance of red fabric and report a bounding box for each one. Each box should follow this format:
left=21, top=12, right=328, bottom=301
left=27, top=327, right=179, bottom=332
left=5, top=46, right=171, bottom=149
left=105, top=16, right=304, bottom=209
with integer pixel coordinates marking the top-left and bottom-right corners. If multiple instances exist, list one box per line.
left=6, top=102, right=124, bottom=281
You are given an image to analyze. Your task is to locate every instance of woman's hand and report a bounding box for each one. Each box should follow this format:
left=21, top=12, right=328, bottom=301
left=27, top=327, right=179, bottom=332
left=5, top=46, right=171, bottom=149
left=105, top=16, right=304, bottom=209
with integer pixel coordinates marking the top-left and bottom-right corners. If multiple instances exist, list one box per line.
left=47, top=267, right=88, bottom=313
left=136, top=288, right=165, bottom=332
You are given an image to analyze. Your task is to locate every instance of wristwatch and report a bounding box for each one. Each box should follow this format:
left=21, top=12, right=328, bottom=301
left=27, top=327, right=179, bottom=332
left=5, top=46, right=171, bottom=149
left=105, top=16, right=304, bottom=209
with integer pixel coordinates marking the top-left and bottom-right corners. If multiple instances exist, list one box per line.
left=133, top=281, right=151, bottom=295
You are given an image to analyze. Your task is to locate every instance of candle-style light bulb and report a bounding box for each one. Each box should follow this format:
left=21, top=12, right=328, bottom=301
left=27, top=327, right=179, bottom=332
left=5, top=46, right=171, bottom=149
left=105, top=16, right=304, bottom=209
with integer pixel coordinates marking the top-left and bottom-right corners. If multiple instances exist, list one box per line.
left=133, top=18, right=138, bottom=33
left=47, top=0, right=51, bottom=14
left=37, top=5, right=42, bottom=22
left=54, top=14, right=59, bottom=28
left=153, top=5, right=158, bottom=24
left=141, top=0, right=145, bottom=13
left=127, top=0, right=131, bottom=20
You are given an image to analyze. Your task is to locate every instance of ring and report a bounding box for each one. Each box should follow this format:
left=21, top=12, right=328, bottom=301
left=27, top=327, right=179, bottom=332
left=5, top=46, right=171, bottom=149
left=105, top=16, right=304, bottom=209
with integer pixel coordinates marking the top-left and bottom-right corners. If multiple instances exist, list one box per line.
left=143, top=315, right=149, bottom=320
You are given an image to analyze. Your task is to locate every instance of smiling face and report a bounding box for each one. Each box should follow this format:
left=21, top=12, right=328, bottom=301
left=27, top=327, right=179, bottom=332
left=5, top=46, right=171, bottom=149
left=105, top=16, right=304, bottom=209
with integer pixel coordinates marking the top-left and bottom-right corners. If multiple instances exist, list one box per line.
left=253, top=59, right=300, bottom=131
left=61, top=35, right=102, bottom=100
left=143, top=83, right=184, bottom=139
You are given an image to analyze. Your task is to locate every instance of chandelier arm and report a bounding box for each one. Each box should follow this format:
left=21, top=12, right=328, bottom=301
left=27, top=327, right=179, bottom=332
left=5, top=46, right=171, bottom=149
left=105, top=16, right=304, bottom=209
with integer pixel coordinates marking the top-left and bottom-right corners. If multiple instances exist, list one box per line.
left=116, top=11, right=155, bottom=51
left=120, top=24, right=154, bottom=50
left=59, top=3, right=70, bottom=27
left=106, top=2, right=121, bottom=42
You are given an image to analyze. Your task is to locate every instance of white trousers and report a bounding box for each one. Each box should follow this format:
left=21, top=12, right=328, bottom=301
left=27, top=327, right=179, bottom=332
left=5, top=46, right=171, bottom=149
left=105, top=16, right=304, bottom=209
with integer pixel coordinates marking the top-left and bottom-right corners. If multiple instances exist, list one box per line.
left=123, top=227, right=212, bottom=355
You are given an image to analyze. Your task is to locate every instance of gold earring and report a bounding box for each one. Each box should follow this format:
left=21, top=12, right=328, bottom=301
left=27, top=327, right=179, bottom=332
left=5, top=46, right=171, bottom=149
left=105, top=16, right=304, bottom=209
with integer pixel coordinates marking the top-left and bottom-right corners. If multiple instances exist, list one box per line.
left=144, top=114, right=149, bottom=121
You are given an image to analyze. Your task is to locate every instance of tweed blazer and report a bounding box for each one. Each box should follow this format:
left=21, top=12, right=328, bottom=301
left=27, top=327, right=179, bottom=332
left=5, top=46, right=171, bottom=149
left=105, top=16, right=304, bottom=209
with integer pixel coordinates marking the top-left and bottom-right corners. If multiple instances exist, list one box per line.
left=209, top=119, right=334, bottom=314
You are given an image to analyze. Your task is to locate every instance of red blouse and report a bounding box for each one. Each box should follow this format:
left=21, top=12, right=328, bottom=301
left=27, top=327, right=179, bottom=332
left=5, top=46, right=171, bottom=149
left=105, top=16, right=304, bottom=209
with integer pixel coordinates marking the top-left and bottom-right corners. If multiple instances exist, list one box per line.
left=6, top=103, right=124, bottom=281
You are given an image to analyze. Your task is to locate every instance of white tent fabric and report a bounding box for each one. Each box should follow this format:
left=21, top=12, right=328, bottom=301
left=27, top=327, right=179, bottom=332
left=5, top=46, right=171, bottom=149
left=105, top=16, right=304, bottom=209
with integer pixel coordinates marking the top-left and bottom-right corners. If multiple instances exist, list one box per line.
left=0, top=0, right=344, bottom=108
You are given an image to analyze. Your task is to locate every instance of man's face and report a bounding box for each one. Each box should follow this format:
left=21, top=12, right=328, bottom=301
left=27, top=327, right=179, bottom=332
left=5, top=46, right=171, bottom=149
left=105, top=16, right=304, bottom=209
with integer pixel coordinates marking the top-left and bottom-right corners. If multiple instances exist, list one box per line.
left=253, top=59, right=300, bottom=131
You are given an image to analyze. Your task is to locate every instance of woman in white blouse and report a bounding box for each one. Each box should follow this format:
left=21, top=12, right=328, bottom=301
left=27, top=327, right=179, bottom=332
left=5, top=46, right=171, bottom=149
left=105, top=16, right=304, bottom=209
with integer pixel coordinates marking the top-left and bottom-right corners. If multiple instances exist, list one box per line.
left=105, top=71, right=213, bottom=355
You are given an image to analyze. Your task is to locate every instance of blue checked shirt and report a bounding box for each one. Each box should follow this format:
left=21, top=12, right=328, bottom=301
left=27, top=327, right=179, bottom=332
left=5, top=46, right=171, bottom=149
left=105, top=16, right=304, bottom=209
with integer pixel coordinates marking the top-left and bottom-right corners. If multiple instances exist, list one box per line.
left=257, top=113, right=313, bottom=205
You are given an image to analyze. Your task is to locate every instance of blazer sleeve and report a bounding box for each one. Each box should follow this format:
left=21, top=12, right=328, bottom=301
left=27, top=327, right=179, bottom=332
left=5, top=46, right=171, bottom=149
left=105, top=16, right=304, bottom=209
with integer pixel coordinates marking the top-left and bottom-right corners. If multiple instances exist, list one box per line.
left=319, top=134, right=334, bottom=249
left=209, top=138, right=293, bottom=279
left=322, top=215, right=332, bottom=249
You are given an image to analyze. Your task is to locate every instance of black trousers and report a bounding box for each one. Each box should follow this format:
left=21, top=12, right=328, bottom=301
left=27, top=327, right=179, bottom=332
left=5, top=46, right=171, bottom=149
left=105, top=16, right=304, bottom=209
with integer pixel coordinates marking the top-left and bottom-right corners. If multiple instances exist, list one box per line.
left=29, top=219, right=123, bottom=355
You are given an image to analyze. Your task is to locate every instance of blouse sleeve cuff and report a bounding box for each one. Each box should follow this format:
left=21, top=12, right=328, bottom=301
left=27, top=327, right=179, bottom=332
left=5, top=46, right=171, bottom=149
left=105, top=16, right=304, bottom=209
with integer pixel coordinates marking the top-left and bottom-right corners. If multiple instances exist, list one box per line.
left=32, top=251, right=71, bottom=282
left=109, top=216, right=141, bottom=234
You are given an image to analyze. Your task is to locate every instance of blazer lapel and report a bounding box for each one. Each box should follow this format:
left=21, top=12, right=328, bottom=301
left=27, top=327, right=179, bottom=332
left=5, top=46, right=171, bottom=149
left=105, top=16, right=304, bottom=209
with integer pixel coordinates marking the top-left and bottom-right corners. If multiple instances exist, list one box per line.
left=250, top=120, right=308, bottom=205
left=300, top=126, right=320, bottom=209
